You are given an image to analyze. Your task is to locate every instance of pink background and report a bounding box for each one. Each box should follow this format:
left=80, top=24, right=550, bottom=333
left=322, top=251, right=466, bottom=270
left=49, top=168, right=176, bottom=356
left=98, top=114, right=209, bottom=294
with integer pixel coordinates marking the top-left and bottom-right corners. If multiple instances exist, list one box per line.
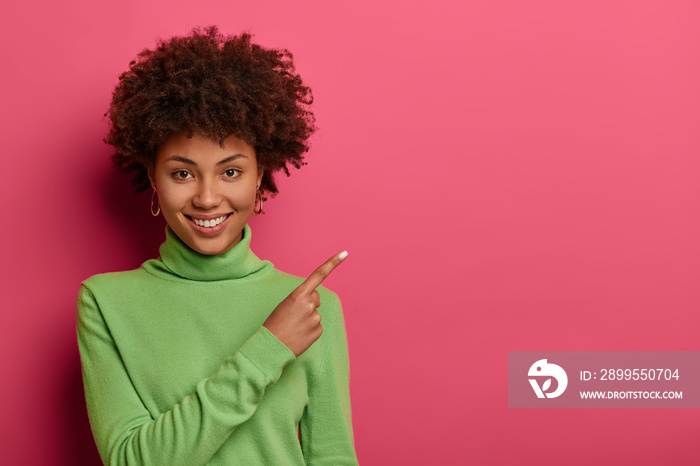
left=1, top=0, right=699, bottom=464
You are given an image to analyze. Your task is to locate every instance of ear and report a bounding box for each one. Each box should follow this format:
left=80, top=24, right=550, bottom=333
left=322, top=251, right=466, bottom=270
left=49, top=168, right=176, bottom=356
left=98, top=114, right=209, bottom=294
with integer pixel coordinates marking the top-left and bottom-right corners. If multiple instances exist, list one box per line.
left=256, top=167, right=264, bottom=189
left=147, top=166, right=157, bottom=191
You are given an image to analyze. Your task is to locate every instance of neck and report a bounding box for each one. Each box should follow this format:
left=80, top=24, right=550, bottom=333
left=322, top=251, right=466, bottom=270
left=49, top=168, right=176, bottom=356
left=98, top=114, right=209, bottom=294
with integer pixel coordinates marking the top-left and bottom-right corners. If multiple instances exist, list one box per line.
left=153, top=224, right=268, bottom=281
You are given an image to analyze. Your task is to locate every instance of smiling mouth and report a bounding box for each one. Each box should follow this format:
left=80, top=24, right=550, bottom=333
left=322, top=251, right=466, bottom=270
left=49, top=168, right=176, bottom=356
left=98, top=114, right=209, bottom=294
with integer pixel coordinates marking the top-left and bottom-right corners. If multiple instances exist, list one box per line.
left=185, top=213, right=232, bottom=228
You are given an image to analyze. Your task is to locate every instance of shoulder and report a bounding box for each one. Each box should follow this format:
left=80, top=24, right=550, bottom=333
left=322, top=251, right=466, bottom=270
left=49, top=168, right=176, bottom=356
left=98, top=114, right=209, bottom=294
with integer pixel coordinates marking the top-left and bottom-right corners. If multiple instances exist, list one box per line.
left=80, top=268, right=152, bottom=301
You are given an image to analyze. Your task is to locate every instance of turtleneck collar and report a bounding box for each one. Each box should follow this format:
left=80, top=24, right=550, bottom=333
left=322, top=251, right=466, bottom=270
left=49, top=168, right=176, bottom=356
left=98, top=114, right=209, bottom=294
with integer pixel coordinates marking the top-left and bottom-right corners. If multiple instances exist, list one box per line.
left=143, top=224, right=270, bottom=282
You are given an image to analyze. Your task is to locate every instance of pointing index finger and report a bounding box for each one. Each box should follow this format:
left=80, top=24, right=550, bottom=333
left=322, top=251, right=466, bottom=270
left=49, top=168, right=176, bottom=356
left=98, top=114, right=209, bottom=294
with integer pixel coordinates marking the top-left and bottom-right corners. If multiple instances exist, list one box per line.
left=297, top=251, right=348, bottom=294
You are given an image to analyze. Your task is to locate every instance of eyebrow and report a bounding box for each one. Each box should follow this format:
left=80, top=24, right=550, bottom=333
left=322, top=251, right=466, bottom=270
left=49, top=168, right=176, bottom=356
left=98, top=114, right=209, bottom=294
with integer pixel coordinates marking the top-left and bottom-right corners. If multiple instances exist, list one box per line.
left=164, top=154, right=248, bottom=166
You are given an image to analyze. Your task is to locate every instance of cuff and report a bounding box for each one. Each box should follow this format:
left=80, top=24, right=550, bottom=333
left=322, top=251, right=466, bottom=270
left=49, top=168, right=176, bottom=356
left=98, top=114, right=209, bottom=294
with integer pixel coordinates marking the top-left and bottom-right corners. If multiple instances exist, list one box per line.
left=238, top=326, right=296, bottom=384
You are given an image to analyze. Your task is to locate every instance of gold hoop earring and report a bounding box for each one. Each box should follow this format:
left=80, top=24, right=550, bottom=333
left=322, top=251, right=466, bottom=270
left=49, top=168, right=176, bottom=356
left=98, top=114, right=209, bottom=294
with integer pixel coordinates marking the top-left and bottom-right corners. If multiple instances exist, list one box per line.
left=252, top=188, right=264, bottom=216
left=151, top=188, right=161, bottom=217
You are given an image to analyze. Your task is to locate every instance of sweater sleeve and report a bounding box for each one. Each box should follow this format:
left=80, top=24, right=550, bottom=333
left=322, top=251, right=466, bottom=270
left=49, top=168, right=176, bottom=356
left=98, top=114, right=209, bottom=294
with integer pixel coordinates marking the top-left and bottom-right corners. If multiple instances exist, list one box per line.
left=76, top=284, right=295, bottom=466
left=299, top=292, right=359, bottom=465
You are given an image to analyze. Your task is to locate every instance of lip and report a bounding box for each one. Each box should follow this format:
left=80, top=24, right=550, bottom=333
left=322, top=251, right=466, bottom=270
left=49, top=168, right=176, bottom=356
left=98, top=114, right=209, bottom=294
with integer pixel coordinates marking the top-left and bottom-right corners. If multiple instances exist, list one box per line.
left=185, top=213, right=232, bottom=236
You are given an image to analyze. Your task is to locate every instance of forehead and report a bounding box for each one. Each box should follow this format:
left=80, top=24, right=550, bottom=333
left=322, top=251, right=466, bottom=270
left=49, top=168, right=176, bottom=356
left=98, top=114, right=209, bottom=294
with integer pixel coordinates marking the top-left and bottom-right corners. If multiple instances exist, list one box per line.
left=156, top=132, right=256, bottom=165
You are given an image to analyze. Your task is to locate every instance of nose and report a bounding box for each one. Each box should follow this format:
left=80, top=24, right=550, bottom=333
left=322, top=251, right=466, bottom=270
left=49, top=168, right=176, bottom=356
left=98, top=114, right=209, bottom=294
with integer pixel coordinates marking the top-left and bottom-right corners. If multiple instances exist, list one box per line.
left=192, top=179, right=222, bottom=210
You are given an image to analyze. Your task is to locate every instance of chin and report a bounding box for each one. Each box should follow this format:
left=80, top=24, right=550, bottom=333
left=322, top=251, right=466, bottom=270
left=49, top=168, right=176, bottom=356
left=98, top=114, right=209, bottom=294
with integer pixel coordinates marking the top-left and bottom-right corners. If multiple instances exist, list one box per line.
left=171, top=219, right=245, bottom=256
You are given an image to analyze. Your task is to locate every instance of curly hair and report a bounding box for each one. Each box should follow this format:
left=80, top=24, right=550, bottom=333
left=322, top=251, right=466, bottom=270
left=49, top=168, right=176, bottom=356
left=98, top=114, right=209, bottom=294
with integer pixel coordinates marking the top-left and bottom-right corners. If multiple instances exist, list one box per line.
left=105, top=26, right=315, bottom=197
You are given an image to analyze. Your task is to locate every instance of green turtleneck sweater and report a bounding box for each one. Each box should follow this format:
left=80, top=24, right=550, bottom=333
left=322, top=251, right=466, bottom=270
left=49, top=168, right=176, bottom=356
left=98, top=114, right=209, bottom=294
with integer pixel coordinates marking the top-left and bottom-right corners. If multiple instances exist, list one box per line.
left=77, top=225, right=357, bottom=465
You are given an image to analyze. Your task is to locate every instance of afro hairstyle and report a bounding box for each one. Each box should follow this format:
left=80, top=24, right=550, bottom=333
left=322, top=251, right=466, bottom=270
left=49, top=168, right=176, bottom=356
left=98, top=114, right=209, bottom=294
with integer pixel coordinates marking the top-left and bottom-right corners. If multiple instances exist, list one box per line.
left=104, top=26, right=315, bottom=199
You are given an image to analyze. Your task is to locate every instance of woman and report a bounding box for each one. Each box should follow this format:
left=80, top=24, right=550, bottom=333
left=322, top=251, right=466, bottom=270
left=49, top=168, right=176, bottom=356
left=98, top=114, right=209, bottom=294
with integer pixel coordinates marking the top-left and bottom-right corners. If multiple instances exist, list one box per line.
left=77, top=27, right=358, bottom=465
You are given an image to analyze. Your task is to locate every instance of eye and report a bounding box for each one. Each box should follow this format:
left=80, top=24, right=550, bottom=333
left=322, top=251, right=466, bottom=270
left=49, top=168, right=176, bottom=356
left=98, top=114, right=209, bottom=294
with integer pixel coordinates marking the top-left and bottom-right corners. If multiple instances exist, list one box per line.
left=223, top=168, right=240, bottom=178
left=173, top=170, right=192, bottom=180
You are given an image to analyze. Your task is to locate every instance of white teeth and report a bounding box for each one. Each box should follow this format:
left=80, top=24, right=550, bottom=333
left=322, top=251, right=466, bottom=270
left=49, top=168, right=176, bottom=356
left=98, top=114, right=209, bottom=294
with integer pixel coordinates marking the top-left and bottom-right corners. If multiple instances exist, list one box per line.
left=192, top=215, right=227, bottom=228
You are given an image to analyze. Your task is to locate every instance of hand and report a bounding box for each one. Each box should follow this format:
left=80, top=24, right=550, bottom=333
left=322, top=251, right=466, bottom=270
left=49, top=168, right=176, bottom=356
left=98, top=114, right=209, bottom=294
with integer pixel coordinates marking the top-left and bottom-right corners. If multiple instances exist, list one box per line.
left=263, top=251, right=348, bottom=357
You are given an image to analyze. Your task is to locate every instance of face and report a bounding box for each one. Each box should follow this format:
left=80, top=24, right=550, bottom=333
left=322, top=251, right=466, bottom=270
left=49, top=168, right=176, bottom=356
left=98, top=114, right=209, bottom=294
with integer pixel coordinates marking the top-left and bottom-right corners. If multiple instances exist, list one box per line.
left=150, top=132, right=263, bottom=256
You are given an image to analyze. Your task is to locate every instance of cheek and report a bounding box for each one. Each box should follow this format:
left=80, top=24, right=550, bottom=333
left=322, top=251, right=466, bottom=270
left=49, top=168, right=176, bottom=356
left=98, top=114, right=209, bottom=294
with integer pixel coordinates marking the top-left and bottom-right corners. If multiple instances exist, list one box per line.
left=156, top=186, right=190, bottom=212
left=228, top=178, right=259, bottom=207
left=229, top=188, right=256, bottom=208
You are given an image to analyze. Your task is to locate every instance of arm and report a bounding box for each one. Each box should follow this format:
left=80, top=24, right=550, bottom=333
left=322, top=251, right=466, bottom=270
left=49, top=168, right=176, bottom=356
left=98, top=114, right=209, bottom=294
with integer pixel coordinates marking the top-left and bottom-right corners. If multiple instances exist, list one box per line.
left=76, top=284, right=295, bottom=466
left=299, top=293, right=358, bottom=465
